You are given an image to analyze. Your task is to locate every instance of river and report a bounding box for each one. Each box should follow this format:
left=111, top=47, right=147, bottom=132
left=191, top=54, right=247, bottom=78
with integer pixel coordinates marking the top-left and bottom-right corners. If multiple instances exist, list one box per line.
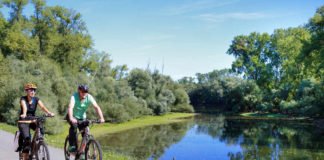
left=97, top=114, right=324, bottom=160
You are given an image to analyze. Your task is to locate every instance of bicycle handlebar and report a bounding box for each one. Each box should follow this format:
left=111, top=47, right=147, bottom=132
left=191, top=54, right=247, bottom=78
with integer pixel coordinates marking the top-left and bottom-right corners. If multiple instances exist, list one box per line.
left=17, top=114, right=54, bottom=123
left=77, top=119, right=101, bottom=125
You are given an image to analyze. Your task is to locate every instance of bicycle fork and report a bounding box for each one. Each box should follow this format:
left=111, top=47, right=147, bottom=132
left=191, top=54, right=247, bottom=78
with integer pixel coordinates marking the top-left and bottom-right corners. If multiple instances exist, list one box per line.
left=30, top=128, right=44, bottom=159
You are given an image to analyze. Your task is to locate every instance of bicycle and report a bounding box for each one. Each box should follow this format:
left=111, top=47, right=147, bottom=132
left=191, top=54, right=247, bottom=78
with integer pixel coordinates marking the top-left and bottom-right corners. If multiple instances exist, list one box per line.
left=64, top=119, right=103, bottom=160
left=17, top=114, right=54, bottom=160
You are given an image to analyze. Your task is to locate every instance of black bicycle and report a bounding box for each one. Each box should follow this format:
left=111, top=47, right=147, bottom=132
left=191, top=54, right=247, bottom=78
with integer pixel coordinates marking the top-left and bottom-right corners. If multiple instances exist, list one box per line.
left=17, top=115, right=53, bottom=160
left=64, top=119, right=103, bottom=160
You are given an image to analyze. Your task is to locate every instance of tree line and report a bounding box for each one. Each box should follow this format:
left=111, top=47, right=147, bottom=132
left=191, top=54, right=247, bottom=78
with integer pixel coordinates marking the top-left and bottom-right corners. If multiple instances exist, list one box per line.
left=0, top=0, right=193, bottom=134
left=179, top=5, right=324, bottom=117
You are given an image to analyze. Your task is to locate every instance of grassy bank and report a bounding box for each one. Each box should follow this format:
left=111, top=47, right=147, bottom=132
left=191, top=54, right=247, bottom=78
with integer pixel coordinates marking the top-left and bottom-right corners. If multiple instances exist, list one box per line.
left=240, top=112, right=309, bottom=120
left=0, top=113, right=195, bottom=160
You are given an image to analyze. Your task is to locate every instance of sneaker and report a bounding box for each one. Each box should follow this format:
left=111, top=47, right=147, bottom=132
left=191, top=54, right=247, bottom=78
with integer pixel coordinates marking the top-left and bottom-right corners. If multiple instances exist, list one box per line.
left=15, top=146, right=22, bottom=152
left=22, top=146, right=30, bottom=153
left=68, top=146, right=76, bottom=152
left=80, top=154, right=85, bottom=160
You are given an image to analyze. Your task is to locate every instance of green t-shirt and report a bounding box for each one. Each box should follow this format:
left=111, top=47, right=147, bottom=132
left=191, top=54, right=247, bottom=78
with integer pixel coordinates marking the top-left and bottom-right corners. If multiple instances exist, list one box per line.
left=72, top=92, right=95, bottom=119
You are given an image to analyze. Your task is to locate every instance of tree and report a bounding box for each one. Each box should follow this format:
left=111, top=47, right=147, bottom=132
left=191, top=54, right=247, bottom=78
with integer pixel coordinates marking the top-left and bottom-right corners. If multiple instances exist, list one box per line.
left=127, top=69, right=154, bottom=100
left=2, top=0, right=28, bottom=23
left=172, top=88, right=193, bottom=113
left=227, top=32, right=274, bottom=89
left=1, top=0, right=38, bottom=60
left=31, top=0, right=46, bottom=55
left=93, top=52, right=112, bottom=79
left=303, top=5, right=324, bottom=80
left=112, top=64, right=128, bottom=80
left=271, top=27, right=311, bottom=100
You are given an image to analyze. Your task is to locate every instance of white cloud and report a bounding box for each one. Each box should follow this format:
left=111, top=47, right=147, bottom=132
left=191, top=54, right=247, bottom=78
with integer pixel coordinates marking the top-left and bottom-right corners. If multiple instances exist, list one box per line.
left=139, top=34, right=175, bottom=41
left=136, top=44, right=156, bottom=51
left=197, top=12, right=268, bottom=22
left=165, top=0, right=239, bottom=15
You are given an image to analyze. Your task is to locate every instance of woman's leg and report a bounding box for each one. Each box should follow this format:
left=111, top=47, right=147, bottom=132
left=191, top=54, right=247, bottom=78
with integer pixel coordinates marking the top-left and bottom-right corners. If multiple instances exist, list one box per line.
left=18, top=123, right=31, bottom=160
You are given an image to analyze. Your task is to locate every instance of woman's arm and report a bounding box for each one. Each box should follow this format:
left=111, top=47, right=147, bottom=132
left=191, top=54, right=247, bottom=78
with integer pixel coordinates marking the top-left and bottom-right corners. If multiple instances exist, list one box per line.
left=20, top=100, right=27, bottom=118
left=38, top=100, right=55, bottom=116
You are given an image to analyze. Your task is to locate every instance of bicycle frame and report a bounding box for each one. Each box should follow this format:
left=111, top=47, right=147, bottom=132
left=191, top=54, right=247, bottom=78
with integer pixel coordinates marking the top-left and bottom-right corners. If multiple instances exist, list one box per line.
left=17, top=115, right=52, bottom=160
left=78, top=126, right=90, bottom=154
left=64, top=119, right=102, bottom=160
left=30, top=120, right=44, bottom=156
left=77, top=120, right=98, bottom=155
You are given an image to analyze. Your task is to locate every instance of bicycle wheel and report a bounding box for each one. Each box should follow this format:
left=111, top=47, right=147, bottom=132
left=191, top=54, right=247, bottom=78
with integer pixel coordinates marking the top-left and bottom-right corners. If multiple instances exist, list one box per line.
left=64, top=134, right=82, bottom=160
left=85, top=139, right=102, bottom=160
left=18, top=151, right=23, bottom=160
left=64, top=136, right=71, bottom=160
left=35, top=142, right=50, bottom=160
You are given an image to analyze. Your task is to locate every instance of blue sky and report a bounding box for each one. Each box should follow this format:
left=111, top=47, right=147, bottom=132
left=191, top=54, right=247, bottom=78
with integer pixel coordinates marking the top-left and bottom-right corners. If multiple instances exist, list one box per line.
left=5, top=0, right=324, bottom=80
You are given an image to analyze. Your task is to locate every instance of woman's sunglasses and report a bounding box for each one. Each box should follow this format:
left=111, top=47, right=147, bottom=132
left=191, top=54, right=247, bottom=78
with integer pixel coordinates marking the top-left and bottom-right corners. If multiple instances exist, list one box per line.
left=25, top=89, right=36, bottom=92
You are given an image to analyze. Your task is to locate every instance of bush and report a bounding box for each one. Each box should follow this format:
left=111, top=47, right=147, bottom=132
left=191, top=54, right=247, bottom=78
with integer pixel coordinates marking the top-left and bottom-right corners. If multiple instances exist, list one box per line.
left=172, top=104, right=194, bottom=113
left=256, top=102, right=273, bottom=112
left=2, top=98, right=21, bottom=125
left=45, top=116, right=64, bottom=135
left=107, top=103, right=131, bottom=123
left=279, top=100, right=298, bottom=115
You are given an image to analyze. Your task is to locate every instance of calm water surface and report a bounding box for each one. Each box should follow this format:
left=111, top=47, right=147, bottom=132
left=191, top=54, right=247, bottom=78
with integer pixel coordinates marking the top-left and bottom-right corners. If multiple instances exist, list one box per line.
left=97, top=115, right=324, bottom=160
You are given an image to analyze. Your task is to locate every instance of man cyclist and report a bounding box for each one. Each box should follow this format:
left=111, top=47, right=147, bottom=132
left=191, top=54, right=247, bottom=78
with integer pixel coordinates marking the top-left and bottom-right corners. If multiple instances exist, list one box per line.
left=17, top=82, right=55, bottom=159
left=67, top=84, right=105, bottom=152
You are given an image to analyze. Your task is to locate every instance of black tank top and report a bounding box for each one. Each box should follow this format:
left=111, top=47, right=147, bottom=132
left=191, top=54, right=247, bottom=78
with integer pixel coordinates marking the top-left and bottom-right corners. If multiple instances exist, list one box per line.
left=20, top=96, right=39, bottom=117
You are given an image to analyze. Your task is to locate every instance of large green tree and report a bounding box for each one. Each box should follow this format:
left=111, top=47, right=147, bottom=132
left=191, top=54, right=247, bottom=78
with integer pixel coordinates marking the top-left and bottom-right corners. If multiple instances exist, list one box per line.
left=304, top=5, right=324, bottom=80
left=271, top=28, right=311, bottom=100
left=227, top=32, right=274, bottom=89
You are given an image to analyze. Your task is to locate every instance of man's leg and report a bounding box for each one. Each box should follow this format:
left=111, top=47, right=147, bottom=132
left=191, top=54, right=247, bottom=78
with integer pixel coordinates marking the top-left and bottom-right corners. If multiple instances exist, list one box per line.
left=68, top=119, right=78, bottom=152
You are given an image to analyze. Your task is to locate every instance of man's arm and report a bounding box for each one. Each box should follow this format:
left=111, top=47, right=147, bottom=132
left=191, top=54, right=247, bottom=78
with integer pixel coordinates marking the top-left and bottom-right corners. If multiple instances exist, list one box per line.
left=68, top=96, right=77, bottom=124
left=90, top=96, right=105, bottom=123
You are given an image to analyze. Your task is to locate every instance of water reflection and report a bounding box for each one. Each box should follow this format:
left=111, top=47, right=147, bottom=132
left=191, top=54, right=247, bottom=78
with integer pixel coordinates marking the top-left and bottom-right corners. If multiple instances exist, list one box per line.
left=97, top=120, right=194, bottom=159
left=97, top=115, right=324, bottom=160
left=223, top=118, right=324, bottom=160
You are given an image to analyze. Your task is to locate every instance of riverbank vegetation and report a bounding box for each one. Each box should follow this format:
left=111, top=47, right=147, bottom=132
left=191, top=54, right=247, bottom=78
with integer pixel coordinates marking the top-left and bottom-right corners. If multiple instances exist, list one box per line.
left=0, top=0, right=193, bottom=134
left=179, top=5, right=324, bottom=118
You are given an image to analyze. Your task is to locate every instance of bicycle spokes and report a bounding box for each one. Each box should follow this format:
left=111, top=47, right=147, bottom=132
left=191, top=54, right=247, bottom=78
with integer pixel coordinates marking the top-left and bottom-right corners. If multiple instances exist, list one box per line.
left=36, top=143, right=50, bottom=160
left=86, top=140, right=102, bottom=160
left=38, top=146, right=46, bottom=158
left=87, top=143, right=97, bottom=159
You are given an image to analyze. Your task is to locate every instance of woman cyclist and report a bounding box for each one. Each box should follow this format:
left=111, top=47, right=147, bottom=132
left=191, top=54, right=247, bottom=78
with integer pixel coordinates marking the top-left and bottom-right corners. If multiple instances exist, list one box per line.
left=16, top=82, right=55, bottom=160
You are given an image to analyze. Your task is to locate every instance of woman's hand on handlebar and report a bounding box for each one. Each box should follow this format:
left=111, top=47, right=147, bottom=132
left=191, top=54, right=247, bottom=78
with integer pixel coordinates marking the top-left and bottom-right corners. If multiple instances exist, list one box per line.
left=99, top=118, right=105, bottom=123
left=46, top=112, right=55, bottom=117
left=20, top=114, right=27, bottom=119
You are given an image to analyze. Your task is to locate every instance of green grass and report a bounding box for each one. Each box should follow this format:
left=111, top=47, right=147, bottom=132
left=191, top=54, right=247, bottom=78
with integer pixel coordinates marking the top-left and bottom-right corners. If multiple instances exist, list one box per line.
left=241, top=112, right=288, bottom=118
left=0, top=123, right=17, bottom=133
left=90, top=113, right=195, bottom=137
left=240, top=112, right=309, bottom=120
left=0, top=113, right=195, bottom=160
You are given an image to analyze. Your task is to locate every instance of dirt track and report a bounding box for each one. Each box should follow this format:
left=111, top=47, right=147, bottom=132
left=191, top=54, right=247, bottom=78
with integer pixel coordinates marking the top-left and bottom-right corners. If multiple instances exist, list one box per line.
left=0, top=130, right=64, bottom=159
